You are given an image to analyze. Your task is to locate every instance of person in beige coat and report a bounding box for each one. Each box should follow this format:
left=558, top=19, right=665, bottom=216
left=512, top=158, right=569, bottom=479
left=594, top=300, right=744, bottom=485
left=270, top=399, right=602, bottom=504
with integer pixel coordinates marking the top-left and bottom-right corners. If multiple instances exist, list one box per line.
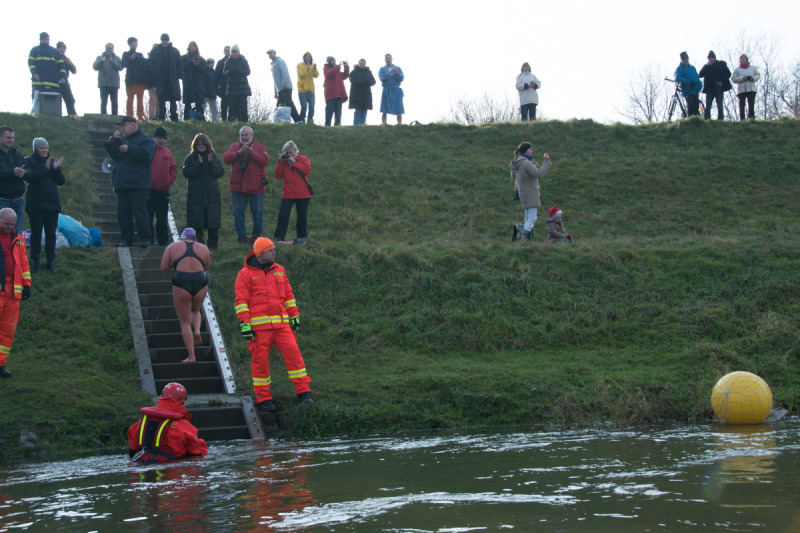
left=731, top=54, right=760, bottom=120
left=510, top=141, right=551, bottom=242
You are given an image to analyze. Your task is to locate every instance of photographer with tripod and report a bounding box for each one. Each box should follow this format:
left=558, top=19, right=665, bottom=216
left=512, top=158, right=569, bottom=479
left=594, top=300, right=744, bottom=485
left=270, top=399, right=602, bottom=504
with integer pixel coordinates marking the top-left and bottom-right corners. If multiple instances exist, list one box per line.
left=674, top=51, right=702, bottom=117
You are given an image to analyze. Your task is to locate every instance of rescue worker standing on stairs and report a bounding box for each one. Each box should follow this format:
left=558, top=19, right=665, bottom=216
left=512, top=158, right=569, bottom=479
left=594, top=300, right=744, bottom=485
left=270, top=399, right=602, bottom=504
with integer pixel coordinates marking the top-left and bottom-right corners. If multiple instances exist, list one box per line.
left=235, top=237, right=313, bottom=412
left=0, top=208, right=32, bottom=378
left=127, top=382, right=208, bottom=463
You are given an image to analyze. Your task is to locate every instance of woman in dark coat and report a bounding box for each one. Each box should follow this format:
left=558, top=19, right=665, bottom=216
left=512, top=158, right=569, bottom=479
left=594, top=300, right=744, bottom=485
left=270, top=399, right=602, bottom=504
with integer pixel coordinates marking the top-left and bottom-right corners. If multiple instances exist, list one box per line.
left=24, top=138, right=65, bottom=272
left=181, top=41, right=206, bottom=120
left=183, top=133, right=225, bottom=250
left=348, top=58, right=376, bottom=125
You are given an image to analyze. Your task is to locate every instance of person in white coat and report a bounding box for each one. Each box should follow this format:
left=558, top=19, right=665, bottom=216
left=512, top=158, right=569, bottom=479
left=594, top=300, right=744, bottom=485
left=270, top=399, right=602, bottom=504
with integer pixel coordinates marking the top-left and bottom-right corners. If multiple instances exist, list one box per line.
left=515, top=62, right=541, bottom=121
left=731, top=54, right=760, bottom=121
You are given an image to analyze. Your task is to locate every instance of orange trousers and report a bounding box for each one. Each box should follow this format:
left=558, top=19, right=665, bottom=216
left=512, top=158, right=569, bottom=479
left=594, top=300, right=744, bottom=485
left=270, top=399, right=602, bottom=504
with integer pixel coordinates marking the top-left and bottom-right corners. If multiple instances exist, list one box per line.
left=0, top=278, right=21, bottom=366
left=126, top=84, right=148, bottom=121
left=248, top=327, right=310, bottom=403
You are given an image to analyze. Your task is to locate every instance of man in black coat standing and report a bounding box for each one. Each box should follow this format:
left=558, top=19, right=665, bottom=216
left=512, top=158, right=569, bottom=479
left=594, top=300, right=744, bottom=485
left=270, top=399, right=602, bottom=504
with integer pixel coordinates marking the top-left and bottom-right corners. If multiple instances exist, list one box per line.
left=215, top=46, right=231, bottom=121
left=149, top=33, right=183, bottom=122
left=699, top=50, right=732, bottom=120
left=104, top=117, right=155, bottom=247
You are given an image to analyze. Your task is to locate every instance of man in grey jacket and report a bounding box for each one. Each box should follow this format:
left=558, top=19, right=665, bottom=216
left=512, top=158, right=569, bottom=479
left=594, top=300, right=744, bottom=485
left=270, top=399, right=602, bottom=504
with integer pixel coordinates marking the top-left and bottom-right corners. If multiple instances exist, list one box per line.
left=268, top=49, right=301, bottom=123
left=93, top=43, right=123, bottom=115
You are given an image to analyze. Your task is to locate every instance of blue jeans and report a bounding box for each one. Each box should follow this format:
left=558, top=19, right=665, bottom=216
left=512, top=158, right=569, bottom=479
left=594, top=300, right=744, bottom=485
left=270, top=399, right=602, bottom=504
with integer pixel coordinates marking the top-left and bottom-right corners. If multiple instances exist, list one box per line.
left=0, top=197, right=25, bottom=234
left=231, top=191, right=264, bottom=239
left=353, top=108, right=368, bottom=125
left=299, top=91, right=315, bottom=123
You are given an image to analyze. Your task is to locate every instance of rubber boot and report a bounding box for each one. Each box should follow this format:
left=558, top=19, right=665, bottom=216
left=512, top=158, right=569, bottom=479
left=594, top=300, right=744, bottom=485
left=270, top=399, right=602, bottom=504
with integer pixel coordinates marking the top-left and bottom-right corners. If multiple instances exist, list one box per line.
left=46, top=254, right=56, bottom=273
left=297, top=391, right=314, bottom=404
left=521, top=230, right=535, bottom=242
left=31, top=255, right=41, bottom=273
left=258, top=400, right=277, bottom=412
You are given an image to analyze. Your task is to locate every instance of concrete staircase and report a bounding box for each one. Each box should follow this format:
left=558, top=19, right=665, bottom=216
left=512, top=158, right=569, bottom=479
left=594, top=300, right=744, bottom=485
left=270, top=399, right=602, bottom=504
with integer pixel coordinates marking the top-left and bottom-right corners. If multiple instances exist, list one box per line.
left=83, top=114, right=262, bottom=441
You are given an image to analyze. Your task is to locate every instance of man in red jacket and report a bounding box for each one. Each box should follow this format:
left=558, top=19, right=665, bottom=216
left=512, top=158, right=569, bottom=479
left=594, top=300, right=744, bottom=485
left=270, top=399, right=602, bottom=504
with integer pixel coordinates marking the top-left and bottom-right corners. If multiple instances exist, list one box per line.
left=235, top=237, right=313, bottom=412
left=223, top=126, right=270, bottom=244
left=127, top=382, right=208, bottom=462
left=148, top=126, right=177, bottom=246
left=0, top=208, right=31, bottom=378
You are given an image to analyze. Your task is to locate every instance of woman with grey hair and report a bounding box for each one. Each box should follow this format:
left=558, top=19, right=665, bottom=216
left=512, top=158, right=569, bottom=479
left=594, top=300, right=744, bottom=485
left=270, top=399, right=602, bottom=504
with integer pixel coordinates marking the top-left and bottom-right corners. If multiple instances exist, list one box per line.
left=273, top=140, right=312, bottom=244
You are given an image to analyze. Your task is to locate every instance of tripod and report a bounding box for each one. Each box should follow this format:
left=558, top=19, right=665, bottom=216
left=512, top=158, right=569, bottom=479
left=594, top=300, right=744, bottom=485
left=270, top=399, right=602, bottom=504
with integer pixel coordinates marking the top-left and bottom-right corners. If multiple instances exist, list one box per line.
left=665, top=77, right=704, bottom=121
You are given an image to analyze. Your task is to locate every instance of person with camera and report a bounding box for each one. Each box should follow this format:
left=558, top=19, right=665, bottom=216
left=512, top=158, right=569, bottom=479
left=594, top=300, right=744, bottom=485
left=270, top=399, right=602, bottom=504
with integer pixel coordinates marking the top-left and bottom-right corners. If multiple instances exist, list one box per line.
left=510, top=141, right=551, bottom=242
left=93, top=43, right=123, bottom=115
left=674, top=52, right=702, bottom=117
left=297, top=52, right=319, bottom=124
left=731, top=53, right=760, bottom=121
left=183, top=133, right=225, bottom=250
left=273, top=141, right=311, bottom=245
left=122, top=37, right=151, bottom=121
left=223, top=126, right=269, bottom=244
left=515, top=62, right=541, bottom=121
left=103, top=117, right=155, bottom=247
left=379, top=54, right=404, bottom=125
left=323, top=56, right=349, bottom=126
left=349, top=59, right=376, bottom=125
left=182, top=41, right=206, bottom=121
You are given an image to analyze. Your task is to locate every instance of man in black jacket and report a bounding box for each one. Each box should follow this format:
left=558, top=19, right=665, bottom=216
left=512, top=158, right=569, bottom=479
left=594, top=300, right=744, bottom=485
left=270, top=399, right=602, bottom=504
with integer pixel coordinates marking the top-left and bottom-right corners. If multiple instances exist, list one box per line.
left=122, top=37, right=151, bottom=121
left=215, top=46, right=231, bottom=121
left=149, top=34, right=183, bottom=122
left=104, top=117, right=155, bottom=247
left=699, top=50, right=732, bottom=120
left=0, top=126, right=30, bottom=234
left=56, top=42, right=78, bottom=116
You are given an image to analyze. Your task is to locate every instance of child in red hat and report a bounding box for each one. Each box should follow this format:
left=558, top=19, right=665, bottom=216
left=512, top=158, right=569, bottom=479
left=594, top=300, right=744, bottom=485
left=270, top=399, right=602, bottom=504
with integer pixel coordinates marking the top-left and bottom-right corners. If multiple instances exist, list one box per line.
left=546, top=206, right=573, bottom=243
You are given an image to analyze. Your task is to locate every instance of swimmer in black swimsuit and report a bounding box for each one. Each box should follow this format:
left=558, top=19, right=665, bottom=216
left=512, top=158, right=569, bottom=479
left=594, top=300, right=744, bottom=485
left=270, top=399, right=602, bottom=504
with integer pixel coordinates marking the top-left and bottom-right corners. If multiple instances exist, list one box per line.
left=160, top=227, right=211, bottom=363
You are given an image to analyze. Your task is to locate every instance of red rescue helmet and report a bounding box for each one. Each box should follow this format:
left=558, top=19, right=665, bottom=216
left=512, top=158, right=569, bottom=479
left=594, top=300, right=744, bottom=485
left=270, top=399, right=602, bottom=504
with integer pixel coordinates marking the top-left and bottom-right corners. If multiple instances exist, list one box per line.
left=161, top=382, right=187, bottom=404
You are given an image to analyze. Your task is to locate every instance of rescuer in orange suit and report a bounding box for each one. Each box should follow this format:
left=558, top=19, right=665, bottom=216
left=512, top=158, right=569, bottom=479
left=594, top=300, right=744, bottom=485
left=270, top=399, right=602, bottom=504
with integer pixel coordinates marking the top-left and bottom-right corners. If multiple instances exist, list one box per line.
left=235, top=237, right=313, bottom=413
left=0, top=208, right=32, bottom=379
left=127, top=382, right=208, bottom=463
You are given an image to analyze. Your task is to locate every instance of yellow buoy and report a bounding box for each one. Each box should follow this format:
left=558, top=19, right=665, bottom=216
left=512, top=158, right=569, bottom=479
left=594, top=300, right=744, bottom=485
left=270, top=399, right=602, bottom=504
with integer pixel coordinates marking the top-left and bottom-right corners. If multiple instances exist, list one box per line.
left=711, top=371, right=773, bottom=424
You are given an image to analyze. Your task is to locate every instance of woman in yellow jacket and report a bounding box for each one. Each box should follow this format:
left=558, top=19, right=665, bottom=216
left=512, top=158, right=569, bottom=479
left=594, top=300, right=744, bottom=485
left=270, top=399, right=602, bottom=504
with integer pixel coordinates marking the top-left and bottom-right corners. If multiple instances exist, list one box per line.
left=296, top=52, right=319, bottom=124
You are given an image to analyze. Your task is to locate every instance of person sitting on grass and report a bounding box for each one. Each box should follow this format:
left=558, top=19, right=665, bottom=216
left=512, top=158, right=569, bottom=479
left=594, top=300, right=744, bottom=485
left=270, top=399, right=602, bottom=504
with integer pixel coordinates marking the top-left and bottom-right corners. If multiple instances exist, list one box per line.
left=546, top=205, right=573, bottom=243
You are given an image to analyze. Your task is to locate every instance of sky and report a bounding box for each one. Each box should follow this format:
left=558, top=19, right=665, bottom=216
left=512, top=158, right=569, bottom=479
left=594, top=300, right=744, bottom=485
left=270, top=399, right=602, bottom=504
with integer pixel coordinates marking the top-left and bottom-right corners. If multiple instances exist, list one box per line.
left=3, top=0, right=798, bottom=127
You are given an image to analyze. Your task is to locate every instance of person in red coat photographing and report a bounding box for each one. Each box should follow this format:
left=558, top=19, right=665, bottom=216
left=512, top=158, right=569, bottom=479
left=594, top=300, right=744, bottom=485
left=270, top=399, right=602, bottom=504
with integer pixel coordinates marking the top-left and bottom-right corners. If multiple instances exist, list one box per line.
left=235, top=237, right=313, bottom=413
left=127, top=382, right=208, bottom=463
left=273, top=140, right=312, bottom=245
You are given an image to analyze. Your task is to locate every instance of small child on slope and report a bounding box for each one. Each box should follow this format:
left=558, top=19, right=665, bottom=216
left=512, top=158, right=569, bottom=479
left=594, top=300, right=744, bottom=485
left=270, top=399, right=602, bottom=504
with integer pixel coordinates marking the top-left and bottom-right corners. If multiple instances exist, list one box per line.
left=546, top=206, right=573, bottom=243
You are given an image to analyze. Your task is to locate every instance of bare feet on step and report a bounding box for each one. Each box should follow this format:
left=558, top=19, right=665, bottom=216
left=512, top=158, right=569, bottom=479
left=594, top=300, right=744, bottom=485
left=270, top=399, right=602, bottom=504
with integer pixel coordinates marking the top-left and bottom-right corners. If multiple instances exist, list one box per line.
left=181, top=356, right=196, bottom=363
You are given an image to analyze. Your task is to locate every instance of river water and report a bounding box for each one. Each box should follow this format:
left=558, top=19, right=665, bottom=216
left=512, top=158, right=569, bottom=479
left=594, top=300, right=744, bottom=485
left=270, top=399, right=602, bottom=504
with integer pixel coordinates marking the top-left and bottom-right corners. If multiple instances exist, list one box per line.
left=1, top=420, right=799, bottom=532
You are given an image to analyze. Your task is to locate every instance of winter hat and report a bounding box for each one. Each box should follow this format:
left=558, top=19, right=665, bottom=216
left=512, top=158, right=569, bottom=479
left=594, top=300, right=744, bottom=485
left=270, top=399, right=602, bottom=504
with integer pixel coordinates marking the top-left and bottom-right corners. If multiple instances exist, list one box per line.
left=39, top=32, right=49, bottom=39
left=160, top=33, right=170, bottom=41
left=32, top=137, right=48, bottom=151
left=153, top=126, right=168, bottom=139
left=253, top=237, right=275, bottom=256
left=680, top=51, right=689, bottom=60
left=180, top=227, right=196, bottom=239
left=708, top=50, right=716, bottom=59
left=231, top=45, right=240, bottom=53
left=548, top=206, right=562, bottom=218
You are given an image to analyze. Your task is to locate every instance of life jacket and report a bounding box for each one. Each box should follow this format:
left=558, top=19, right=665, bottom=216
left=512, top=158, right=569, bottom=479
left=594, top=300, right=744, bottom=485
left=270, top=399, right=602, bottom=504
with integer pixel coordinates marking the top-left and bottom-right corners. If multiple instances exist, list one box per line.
left=130, top=413, right=178, bottom=463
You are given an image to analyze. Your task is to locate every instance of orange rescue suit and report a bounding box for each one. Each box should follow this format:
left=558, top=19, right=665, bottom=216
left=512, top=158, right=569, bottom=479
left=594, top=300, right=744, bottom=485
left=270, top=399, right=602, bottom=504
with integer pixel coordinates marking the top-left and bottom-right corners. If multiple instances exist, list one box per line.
left=0, top=233, right=31, bottom=367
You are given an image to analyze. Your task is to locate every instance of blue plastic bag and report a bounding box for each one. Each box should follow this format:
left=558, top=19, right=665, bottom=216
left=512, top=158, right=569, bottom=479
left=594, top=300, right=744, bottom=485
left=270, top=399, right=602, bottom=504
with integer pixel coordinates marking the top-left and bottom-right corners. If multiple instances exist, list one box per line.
left=57, top=214, right=91, bottom=247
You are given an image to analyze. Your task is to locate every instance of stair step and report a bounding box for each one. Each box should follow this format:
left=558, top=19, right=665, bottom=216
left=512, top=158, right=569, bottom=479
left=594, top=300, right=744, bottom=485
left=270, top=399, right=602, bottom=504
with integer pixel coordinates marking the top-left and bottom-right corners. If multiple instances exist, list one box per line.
left=140, top=293, right=174, bottom=307
left=140, top=306, right=178, bottom=320
left=198, top=425, right=252, bottom=441
left=136, top=269, right=172, bottom=282
left=190, top=407, right=247, bottom=427
left=151, top=361, right=221, bottom=379
left=150, top=346, right=216, bottom=363
left=144, top=319, right=208, bottom=337
left=154, top=377, right=226, bottom=395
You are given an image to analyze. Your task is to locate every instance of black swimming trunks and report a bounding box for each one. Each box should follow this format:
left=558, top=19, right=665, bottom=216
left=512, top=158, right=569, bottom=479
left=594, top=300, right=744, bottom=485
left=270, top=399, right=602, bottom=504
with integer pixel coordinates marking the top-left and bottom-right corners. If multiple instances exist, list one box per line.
left=172, top=271, right=208, bottom=297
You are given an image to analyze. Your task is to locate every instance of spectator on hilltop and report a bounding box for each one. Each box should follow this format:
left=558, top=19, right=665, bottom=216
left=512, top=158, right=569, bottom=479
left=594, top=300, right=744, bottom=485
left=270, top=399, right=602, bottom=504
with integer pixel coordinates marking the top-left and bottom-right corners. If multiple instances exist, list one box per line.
left=149, top=34, right=183, bottom=122
left=268, top=49, right=302, bottom=123
left=510, top=141, right=552, bottom=243
left=56, top=42, right=77, bottom=116
left=148, top=126, right=177, bottom=246
left=379, top=54, right=404, bottom=125
left=24, top=138, right=65, bottom=272
left=349, top=59, right=376, bottom=125
left=515, top=62, right=541, bottom=121
left=546, top=206, right=573, bottom=243
left=27, top=32, right=65, bottom=103
left=204, top=58, right=220, bottom=121
left=297, top=52, right=319, bottom=124
left=223, top=126, right=269, bottom=244
left=674, top=51, right=702, bottom=117
left=731, top=54, right=760, bottom=121
left=699, top=50, right=732, bottom=120
left=323, top=56, right=349, bottom=126
left=183, top=133, right=225, bottom=250
left=224, top=45, right=251, bottom=122
left=182, top=41, right=206, bottom=121
left=121, top=37, right=151, bottom=121
left=93, top=43, right=123, bottom=115
left=215, top=46, right=231, bottom=121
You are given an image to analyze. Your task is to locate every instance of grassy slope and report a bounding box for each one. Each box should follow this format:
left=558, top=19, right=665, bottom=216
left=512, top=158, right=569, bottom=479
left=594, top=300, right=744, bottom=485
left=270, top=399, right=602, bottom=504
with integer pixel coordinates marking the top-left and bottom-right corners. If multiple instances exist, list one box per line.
left=1, top=113, right=798, bottom=459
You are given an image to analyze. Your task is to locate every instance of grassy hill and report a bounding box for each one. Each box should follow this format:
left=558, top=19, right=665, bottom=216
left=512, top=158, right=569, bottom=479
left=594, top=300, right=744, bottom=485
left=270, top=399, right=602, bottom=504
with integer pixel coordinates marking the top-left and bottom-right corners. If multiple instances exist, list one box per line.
left=1, top=112, right=798, bottom=460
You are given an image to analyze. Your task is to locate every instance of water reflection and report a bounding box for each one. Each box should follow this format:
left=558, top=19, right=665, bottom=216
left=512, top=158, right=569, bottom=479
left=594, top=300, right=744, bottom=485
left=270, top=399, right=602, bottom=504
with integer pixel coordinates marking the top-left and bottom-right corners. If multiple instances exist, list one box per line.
left=1, top=421, right=800, bottom=531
